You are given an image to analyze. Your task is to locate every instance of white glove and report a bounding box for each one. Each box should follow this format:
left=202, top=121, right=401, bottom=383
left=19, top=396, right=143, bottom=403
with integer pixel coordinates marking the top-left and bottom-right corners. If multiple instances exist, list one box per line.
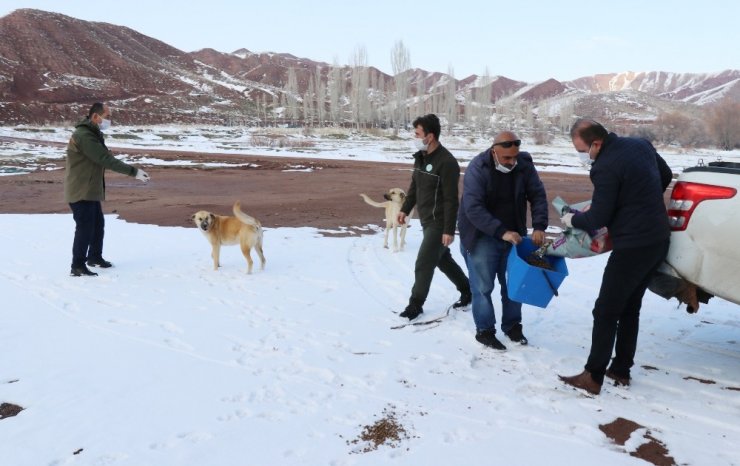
left=561, top=213, right=574, bottom=228
left=135, top=168, right=150, bottom=183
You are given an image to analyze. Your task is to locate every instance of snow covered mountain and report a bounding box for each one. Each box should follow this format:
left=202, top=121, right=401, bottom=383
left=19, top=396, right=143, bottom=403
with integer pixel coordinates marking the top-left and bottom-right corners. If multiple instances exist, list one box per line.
left=1, top=8, right=737, bottom=125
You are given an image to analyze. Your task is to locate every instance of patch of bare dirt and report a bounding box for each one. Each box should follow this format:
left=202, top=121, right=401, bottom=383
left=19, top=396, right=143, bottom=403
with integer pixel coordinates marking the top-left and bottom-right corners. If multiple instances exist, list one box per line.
left=0, top=402, right=24, bottom=419
left=683, top=376, right=716, bottom=385
left=599, top=417, right=677, bottom=466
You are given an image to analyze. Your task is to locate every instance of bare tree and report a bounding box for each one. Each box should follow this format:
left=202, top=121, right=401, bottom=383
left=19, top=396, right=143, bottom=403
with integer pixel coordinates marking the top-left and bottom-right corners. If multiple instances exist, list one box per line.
left=350, top=45, right=371, bottom=128
left=523, top=101, right=535, bottom=129
left=444, top=65, right=457, bottom=124
left=537, top=99, right=552, bottom=133
left=285, top=67, right=300, bottom=124
left=311, top=66, right=325, bottom=127
left=557, top=99, right=575, bottom=134
left=462, top=88, right=473, bottom=125
left=654, top=111, right=693, bottom=145
left=377, top=73, right=388, bottom=127
left=271, top=93, right=280, bottom=126
left=328, top=59, right=343, bottom=126
left=494, top=95, right=525, bottom=130
left=391, top=40, right=411, bottom=130
left=474, top=68, right=492, bottom=134
left=303, top=77, right=315, bottom=126
left=416, top=73, right=426, bottom=117
left=706, top=99, right=740, bottom=150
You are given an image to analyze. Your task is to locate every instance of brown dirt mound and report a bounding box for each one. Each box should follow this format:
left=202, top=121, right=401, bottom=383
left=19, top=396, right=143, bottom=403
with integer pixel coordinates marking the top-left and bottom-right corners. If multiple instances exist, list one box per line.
left=0, top=402, right=24, bottom=419
left=599, top=417, right=677, bottom=466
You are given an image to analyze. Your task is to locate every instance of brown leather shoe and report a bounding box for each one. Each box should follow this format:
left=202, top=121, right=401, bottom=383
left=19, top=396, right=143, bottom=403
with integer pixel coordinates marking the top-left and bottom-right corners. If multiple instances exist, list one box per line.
left=559, top=370, right=602, bottom=395
left=605, top=369, right=631, bottom=387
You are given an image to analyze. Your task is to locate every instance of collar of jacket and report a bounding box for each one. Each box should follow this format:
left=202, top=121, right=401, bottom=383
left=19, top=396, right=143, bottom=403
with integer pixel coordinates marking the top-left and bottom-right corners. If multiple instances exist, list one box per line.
left=595, top=133, right=618, bottom=160
left=76, top=118, right=105, bottom=140
left=414, top=144, right=443, bottom=161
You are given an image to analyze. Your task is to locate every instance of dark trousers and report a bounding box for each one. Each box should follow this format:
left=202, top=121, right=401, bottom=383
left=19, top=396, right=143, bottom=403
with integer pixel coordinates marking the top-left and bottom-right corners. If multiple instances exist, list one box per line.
left=69, top=200, right=105, bottom=268
left=410, top=224, right=470, bottom=306
left=585, top=239, right=669, bottom=384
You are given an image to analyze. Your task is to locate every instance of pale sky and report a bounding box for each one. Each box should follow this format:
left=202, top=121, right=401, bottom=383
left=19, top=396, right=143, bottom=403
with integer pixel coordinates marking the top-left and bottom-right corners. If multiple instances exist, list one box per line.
left=1, top=0, right=738, bottom=83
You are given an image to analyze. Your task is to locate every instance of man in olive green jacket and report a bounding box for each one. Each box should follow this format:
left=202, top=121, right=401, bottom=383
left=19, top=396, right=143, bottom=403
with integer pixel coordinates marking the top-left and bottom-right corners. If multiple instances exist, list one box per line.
left=64, top=102, right=150, bottom=277
left=396, top=114, right=471, bottom=320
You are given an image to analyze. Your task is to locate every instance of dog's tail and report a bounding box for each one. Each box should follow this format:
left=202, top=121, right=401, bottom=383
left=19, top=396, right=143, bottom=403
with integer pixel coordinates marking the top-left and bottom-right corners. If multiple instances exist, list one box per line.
left=233, top=201, right=262, bottom=228
left=359, top=193, right=387, bottom=208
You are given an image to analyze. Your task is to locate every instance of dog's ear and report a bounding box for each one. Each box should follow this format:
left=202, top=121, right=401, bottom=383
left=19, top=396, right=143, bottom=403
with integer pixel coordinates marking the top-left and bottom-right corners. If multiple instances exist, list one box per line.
left=191, top=214, right=196, bottom=220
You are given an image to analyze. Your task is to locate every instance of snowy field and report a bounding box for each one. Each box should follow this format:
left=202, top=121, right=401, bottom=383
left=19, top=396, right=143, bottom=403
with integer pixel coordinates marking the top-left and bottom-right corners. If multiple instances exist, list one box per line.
left=1, top=125, right=739, bottom=465
left=1, top=214, right=739, bottom=466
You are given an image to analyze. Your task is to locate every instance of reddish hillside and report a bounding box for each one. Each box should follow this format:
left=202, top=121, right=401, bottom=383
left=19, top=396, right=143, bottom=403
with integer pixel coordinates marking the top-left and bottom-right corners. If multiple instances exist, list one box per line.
left=0, top=8, right=737, bottom=126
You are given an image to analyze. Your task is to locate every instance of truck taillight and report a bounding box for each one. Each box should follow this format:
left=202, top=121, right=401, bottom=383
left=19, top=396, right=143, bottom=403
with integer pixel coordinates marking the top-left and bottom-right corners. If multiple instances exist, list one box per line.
left=668, top=182, right=737, bottom=231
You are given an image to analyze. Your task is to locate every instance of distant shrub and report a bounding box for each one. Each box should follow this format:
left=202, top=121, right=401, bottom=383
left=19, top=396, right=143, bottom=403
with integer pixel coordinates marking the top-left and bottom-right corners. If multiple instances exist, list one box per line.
left=14, top=127, right=55, bottom=133
left=363, top=127, right=385, bottom=137
left=533, top=130, right=553, bottom=145
left=628, top=126, right=656, bottom=142
left=324, top=133, right=350, bottom=140
left=156, top=134, right=181, bottom=141
left=250, top=134, right=314, bottom=148
left=109, top=133, right=142, bottom=140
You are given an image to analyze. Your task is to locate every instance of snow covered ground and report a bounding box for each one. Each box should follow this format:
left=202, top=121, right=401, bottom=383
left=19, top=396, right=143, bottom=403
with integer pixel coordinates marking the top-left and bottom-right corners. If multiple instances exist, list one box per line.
left=1, top=214, right=739, bottom=466
left=1, top=125, right=739, bottom=465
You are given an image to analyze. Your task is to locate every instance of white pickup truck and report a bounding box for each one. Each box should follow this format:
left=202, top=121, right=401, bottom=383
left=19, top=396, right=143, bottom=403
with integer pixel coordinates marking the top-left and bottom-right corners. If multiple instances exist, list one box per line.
left=650, top=161, right=740, bottom=312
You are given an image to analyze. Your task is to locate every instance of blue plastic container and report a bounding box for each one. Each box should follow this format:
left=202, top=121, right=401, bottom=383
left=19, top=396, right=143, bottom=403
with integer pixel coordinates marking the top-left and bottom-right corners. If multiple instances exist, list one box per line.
left=507, top=237, right=569, bottom=308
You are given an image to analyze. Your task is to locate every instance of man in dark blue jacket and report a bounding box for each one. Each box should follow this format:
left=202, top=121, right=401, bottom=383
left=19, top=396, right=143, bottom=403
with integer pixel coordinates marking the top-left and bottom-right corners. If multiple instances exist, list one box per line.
left=559, top=118, right=672, bottom=395
left=458, top=131, right=548, bottom=350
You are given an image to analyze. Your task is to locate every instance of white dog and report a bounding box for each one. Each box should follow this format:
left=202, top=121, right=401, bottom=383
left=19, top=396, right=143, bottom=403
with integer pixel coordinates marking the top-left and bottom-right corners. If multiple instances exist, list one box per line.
left=360, top=188, right=407, bottom=252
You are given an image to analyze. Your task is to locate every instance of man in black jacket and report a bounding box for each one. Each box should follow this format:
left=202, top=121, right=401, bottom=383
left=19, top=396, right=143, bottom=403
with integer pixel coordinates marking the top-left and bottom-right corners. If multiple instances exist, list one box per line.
left=397, top=114, right=471, bottom=320
left=559, top=118, right=672, bottom=395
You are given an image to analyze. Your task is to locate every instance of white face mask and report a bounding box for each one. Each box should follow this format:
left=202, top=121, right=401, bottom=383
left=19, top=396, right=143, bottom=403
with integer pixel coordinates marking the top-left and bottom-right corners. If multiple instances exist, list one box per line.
left=577, top=143, right=593, bottom=167
left=99, top=118, right=111, bottom=131
left=414, top=136, right=429, bottom=152
left=494, top=151, right=517, bottom=174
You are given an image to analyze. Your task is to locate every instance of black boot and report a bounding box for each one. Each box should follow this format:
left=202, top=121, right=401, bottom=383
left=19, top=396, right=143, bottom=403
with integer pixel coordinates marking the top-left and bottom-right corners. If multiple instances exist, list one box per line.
left=505, top=323, right=528, bottom=345
left=87, top=257, right=113, bottom=268
left=453, top=291, right=472, bottom=309
left=70, top=265, right=98, bottom=277
left=400, top=300, right=423, bottom=320
left=605, top=368, right=631, bottom=386
left=475, top=330, right=506, bottom=350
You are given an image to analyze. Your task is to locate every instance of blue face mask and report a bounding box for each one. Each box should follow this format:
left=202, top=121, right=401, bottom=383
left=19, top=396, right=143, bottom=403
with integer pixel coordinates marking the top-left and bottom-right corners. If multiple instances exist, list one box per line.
left=99, top=118, right=111, bottom=131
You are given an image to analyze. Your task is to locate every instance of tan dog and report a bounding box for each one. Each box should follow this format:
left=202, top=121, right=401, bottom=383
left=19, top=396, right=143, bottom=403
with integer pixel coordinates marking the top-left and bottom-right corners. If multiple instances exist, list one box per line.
left=360, top=188, right=407, bottom=252
left=191, top=202, right=266, bottom=274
